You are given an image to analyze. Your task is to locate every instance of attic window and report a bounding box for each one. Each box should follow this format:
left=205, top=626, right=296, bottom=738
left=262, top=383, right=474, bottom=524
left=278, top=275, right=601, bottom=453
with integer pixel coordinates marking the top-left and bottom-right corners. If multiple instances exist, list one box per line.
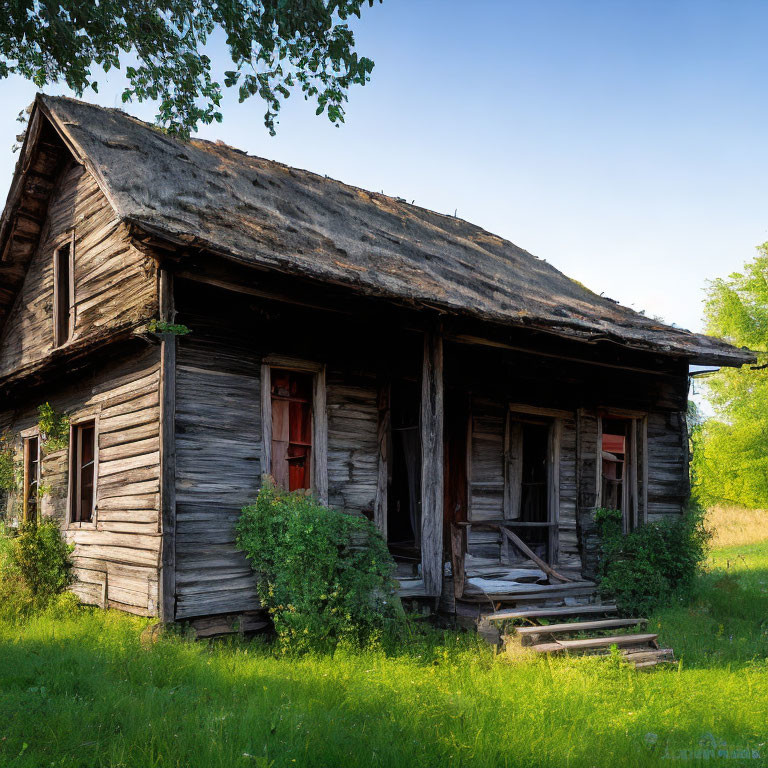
left=53, top=239, right=74, bottom=347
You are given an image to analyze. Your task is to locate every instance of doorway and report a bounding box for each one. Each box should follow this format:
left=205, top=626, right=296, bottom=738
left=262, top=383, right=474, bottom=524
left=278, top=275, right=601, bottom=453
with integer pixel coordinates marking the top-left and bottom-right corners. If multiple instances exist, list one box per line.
left=387, top=379, right=422, bottom=571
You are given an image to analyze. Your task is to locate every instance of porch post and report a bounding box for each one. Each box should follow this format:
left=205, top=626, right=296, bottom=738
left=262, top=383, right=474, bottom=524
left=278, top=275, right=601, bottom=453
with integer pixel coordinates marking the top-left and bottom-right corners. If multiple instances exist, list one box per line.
left=159, top=267, right=177, bottom=623
left=420, top=323, right=444, bottom=597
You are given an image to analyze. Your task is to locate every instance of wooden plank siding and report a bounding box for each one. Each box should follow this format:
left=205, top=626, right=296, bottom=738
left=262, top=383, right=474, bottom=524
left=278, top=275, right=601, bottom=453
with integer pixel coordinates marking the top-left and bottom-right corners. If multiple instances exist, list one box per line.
left=174, top=334, right=263, bottom=620
left=646, top=409, right=690, bottom=518
left=0, top=162, right=157, bottom=379
left=171, top=279, right=388, bottom=619
left=326, top=370, right=379, bottom=515
left=0, top=346, right=163, bottom=615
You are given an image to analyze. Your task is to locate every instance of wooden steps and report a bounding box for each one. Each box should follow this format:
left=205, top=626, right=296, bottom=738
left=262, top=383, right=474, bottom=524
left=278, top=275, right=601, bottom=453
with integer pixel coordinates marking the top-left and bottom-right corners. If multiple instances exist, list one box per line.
left=486, top=604, right=617, bottom=622
left=485, top=602, right=674, bottom=670
left=532, top=632, right=658, bottom=652
left=515, top=618, right=647, bottom=636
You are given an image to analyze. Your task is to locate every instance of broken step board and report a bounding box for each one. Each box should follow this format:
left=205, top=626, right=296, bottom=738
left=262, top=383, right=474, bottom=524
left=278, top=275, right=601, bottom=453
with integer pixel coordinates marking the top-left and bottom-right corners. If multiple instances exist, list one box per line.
left=486, top=604, right=617, bottom=623
left=622, top=647, right=675, bottom=669
left=515, top=618, right=647, bottom=637
left=462, top=581, right=597, bottom=602
left=530, top=633, right=659, bottom=654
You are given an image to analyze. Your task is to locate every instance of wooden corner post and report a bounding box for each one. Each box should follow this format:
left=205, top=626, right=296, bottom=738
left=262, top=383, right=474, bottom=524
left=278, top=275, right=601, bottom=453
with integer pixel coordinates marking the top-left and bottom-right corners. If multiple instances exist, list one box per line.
left=420, top=323, right=444, bottom=597
left=159, top=267, right=177, bottom=623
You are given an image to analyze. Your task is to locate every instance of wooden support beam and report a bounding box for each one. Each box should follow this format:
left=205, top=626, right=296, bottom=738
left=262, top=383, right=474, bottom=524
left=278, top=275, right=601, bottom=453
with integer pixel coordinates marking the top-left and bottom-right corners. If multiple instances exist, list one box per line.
left=374, top=376, right=390, bottom=537
left=499, top=526, right=574, bottom=584
left=260, top=363, right=272, bottom=480
left=312, top=365, right=328, bottom=505
left=420, top=325, right=444, bottom=597
left=547, top=419, right=562, bottom=564
left=641, top=416, right=649, bottom=524
left=159, top=268, right=177, bottom=623
left=450, top=523, right=466, bottom=599
left=630, top=417, right=639, bottom=531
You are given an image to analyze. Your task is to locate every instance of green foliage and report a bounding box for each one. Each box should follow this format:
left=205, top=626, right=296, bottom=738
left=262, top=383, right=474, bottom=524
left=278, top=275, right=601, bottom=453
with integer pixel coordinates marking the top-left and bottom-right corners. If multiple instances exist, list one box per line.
left=0, top=519, right=75, bottom=621
left=0, top=431, right=16, bottom=493
left=693, top=245, right=768, bottom=508
left=236, top=480, right=400, bottom=652
left=37, top=402, right=69, bottom=452
left=147, top=319, right=192, bottom=336
left=595, top=505, right=710, bottom=616
left=0, top=1, right=381, bottom=137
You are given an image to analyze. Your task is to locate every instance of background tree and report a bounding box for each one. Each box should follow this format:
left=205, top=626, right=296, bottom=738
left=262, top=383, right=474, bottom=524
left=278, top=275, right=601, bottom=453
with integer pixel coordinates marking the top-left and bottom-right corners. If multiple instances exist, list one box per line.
left=692, top=244, right=768, bottom=508
left=0, top=1, right=380, bottom=137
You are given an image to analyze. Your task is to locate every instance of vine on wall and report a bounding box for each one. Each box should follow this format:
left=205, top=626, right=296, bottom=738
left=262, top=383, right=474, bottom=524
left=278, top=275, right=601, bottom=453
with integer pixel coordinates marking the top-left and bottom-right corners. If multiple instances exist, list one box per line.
left=37, top=403, right=69, bottom=452
left=0, top=432, right=17, bottom=493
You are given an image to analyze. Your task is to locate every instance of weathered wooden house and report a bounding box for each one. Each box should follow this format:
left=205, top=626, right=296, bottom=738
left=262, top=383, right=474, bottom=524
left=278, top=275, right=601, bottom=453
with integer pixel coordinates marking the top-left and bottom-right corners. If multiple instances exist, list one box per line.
left=0, top=95, right=753, bottom=633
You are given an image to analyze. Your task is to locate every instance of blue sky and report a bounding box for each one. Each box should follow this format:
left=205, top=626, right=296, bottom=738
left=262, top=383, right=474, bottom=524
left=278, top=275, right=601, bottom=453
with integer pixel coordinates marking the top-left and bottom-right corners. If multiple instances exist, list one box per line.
left=1, top=0, right=766, bottom=334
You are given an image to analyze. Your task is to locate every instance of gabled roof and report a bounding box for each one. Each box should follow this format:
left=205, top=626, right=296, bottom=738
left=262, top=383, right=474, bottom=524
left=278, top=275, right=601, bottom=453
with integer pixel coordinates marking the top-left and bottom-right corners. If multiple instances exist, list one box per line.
left=1, top=94, right=755, bottom=366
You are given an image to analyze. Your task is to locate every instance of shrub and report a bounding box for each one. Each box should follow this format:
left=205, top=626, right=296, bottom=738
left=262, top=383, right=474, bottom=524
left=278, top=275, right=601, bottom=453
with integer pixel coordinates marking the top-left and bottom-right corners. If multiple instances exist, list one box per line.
left=0, top=519, right=74, bottom=621
left=594, top=504, right=710, bottom=616
left=235, top=480, right=401, bottom=653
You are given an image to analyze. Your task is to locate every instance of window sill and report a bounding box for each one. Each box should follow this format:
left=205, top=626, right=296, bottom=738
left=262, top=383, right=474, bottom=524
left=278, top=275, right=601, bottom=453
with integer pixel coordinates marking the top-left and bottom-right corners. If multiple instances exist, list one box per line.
left=67, top=521, right=97, bottom=531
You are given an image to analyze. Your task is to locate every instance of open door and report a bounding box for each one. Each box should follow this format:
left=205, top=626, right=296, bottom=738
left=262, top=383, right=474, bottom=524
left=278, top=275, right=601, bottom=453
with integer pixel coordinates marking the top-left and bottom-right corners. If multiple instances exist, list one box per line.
left=387, top=379, right=422, bottom=570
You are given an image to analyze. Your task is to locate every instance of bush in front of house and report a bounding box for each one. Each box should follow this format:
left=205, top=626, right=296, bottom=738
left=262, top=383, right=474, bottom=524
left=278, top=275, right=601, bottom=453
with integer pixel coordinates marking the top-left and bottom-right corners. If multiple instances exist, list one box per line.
left=235, top=480, right=401, bottom=653
left=0, top=519, right=75, bottom=621
left=594, top=505, right=710, bottom=616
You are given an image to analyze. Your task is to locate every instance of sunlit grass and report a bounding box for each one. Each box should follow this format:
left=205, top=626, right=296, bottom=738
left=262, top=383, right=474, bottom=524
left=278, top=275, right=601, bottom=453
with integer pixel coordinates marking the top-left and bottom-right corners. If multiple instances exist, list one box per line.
left=706, top=504, right=768, bottom=548
left=1, top=537, right=767, bottom=766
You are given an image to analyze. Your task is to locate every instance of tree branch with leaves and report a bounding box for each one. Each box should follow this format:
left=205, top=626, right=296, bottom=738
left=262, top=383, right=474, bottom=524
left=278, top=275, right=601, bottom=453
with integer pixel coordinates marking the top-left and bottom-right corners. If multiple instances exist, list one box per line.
left=0, top=1, right=380, bottom=137
left=692, top=244, right=768, bottom=508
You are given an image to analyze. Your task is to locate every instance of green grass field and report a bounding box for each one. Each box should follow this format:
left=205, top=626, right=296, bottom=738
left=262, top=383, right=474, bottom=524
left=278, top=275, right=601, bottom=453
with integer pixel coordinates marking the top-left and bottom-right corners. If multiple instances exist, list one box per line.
left=1, top=539, right=768, bottom=767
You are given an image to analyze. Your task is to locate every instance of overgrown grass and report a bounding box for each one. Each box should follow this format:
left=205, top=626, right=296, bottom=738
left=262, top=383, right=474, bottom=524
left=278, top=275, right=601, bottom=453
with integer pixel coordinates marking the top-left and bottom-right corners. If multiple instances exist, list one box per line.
left=1, top=544, right=768, bottom=766
left=706, top=505, right=768, bottom=548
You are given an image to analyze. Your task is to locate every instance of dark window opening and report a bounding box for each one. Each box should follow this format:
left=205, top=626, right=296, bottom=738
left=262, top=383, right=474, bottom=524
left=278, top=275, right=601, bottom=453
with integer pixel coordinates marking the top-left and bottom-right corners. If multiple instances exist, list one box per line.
left=602, top=418, right=628, bottom=512
left=54, top=242, right=73, bottom=346
left=71, top=422, right=95, bottom=524
left=387, top=379, right=422, bottom=569
left=24, top=436, right=40, bottom=523
left=271, top=369, right=312, bottom=492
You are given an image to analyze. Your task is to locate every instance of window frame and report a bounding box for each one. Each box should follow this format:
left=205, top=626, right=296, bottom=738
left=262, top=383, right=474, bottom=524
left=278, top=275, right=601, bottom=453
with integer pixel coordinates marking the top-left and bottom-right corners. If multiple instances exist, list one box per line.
left=260, top=355, right=328, bottom=504
left=22, top=431, right=41, bottom=523
left=67, top=415, right=99, bottom=529
left=52, top=231, right=76, bottom=348
left=595, top=409, right=648, bottom=533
